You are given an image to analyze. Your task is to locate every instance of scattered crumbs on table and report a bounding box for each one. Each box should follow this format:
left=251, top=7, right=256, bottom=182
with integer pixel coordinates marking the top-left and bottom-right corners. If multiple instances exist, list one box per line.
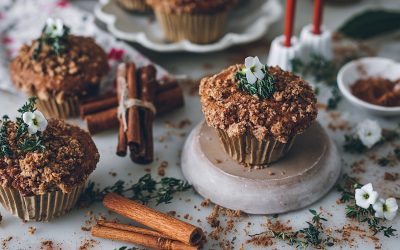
left=28, top=226, right=36, bottom=235
left=157, top=161, right=168, bottom=176
left=2, top=236, right=12, bottom=249
left=78, top=239, right=98, bottom=250
left=164, top=118, right=192, bottom=129
left=384, top=172, right=399, bottom=181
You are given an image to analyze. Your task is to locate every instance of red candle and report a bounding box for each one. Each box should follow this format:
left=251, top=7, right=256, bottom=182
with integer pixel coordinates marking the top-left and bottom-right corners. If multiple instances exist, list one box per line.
left=313, top=0, right=324, bottom=35
left=283, top=0, right=296, bottom=47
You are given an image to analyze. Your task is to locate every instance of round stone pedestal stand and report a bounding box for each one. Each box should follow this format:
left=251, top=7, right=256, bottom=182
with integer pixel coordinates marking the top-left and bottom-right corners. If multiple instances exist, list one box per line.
left=181, top=121, right=341, bottom=214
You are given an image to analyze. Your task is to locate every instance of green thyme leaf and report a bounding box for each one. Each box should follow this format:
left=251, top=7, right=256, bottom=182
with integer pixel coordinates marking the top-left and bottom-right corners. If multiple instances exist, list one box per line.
left=236, top=66, right=276, bottom=99
left=77, top=174, right=192, bottom=208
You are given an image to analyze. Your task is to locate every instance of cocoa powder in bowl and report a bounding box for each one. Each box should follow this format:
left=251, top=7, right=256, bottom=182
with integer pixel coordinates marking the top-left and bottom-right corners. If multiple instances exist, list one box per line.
left=351, top=77, right=400, bottom=107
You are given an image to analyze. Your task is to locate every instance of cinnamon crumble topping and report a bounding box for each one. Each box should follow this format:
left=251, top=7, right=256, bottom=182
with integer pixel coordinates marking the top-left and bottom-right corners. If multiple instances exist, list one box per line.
left=0, top=119, right=99, bottom=196
left=200, top=65, right=318, bottom=143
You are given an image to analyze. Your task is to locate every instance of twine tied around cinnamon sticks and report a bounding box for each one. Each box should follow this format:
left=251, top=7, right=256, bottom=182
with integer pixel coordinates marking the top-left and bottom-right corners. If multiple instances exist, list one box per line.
left=117, top=63, right=157, bottom=131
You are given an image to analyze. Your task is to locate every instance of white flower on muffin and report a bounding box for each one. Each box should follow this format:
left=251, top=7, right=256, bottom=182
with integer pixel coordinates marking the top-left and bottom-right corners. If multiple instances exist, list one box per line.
left=372, top=198, right=398, bottom=221
left=243, top=56, right=265, bottom=84
left=22, top=110, right=48, bottom=134
left=45, top=18, right=65, bottom=37
left=355, top=183, right=378, bottom=209
left=356, top=119, right=382, bottom=148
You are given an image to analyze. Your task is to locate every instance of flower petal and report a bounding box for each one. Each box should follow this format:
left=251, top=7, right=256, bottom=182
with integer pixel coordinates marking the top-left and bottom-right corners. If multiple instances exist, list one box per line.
left=22, top=112, right=34, bottom=124
left=386, top=198, right=399, bottom=211
left=253, top=68, right=265, bottom=80
left=355, top=189, right=370, bottom=209
left=27, top=124, right=38, bottom=134
left=361, top=183, right=373, bottom=193
left=253, top=56, right=263, bottom=68
left=246, top=70, right=257, bottom=84
left=367, top=191, right=379, bottom=205
left=375, top=210, right=385, bottom=219
left=372, top=199, right=384, bottom=213
left=245, top=57, right=255, bottom=68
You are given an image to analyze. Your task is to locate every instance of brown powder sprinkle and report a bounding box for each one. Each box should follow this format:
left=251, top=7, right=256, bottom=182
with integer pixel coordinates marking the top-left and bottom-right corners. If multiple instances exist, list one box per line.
left=384, top=172, right=399, bottom=181
left=201, top=198, right=210, bottom=207
left=351, top=77, right=400, bottom=107
left=78, top=239, right=97, bottom=250
left=2, top=236, right=12, bottom=249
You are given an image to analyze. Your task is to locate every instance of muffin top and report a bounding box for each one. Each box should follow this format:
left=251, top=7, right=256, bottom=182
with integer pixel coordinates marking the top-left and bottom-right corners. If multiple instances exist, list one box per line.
left=10, top=21, right=109, bottom=101
left=0, top=100, right=99, bottom=196
left=199, top=63, right=318, bottom=143
left=146, top=0, right=237, bottom=14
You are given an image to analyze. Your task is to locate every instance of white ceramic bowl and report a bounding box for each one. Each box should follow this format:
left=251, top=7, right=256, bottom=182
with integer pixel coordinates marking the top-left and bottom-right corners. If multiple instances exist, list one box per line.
left=337, top=57, right=400, bottom=116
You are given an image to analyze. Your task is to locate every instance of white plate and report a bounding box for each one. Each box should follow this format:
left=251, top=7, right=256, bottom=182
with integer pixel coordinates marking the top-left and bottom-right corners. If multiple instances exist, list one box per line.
left=94, top=0, right=282, bottom=53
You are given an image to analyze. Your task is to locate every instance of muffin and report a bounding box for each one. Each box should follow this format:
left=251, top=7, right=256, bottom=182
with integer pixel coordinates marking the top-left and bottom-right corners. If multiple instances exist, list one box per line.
left=9, top=18, right=109, bottom=118
left=0, top=98, right=99, bottom=221
left=146, top=0, right=237, bottom=44
left=117, top=0, right=152, bottom=13
left=199, top=57, right=318, bottom=166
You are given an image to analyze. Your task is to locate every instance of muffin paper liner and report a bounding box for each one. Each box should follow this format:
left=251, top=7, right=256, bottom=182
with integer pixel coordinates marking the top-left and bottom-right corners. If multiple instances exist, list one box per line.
left=35, top=96, right=79, bottom=119
left=117, top=0, right=151, bottom=12
left=217, top=129, right=297, bottom=166
left=154, top=10, right=228, bottom=44
left=0, top=183, right=85, bottom=222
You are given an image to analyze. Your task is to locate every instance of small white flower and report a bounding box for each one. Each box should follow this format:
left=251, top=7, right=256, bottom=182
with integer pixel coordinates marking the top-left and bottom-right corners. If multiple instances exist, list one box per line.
left=243, top=56, right=265, bottom=84
left=45, top=18, right=65, bottom=37
left=373, top=198, right=398, bottom=221
left=356, top=119, right=382, bottom=148
left=355, top=183, right=379, bottom=209
left=22, top=110, right=48, bottom=134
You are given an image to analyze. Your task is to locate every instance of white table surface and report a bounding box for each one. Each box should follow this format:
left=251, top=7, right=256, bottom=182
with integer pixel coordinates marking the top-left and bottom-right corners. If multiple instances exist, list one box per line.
left=1, top=0, right=399, bottom=249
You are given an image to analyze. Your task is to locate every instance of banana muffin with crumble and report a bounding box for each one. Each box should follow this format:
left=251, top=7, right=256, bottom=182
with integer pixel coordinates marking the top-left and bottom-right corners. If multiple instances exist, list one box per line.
left=0, top=98, right=99, bottom=221
left=9, top=18, right=109, bottom=118
left=199, top=56, right=318, bottom=166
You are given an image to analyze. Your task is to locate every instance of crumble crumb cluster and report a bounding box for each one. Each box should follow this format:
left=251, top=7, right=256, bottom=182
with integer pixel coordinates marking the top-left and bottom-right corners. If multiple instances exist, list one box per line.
left=0, top=119, right=99, bottom=196
left=10, top=35, right=109, bottom=102
left=200, top=65, right=318, bottom=143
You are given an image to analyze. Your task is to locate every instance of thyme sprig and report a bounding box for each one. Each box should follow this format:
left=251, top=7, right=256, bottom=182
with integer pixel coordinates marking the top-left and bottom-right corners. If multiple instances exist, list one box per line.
left=249, top=209, right=336, bottom=249
left=0, top=115, right=12, bottom=157
left=33, top=21, right=70, bottom=59
left=236, top=66, right=276, bottom=99
left=292, top=54, right=341, bottom=110
left=78, top=174, right=191, bottom=208
left=338, top=175, right=397, bottom=237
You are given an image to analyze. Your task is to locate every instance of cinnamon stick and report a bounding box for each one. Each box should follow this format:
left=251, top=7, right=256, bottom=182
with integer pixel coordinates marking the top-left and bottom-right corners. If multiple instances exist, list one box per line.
left=97, top=220, right=168, bottom=238
left=80, top=95, right=118, bottom=118
left=103, top=193, right=204, bottom=246
left=131, top=65, right=157, bottom=164
left=85, top=108, right=118, bottom=135
left=92, top=225, right=198, bottom=250
left=84, top=84, right=183, bottom=135
left=116, top=64, right=128, bottom=156
left=126, top=62, right=142, bottom=152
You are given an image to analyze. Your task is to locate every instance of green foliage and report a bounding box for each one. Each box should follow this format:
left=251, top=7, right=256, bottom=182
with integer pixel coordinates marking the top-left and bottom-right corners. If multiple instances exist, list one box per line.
left=77, top=174, right=191, bottom=208
left=0, top=115, right=12, bottom=157
left=343, top=135, right=367, bottom=153
left=338, top=175, right=397, bottom=237
left=33, top=23, right=70, bottom=59
left=338, top=10, right=400, bottom=40
left=236, top=66, right=276, bottom=99
left=250, top=210, right=335, bottom=249
left=292, top=54, right=342, bottom=110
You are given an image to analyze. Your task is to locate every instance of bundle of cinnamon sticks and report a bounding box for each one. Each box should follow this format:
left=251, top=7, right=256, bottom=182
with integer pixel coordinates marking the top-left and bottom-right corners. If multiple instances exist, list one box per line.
left=79, top=62, right=184, bottom=164
left=92, top=193, right=204, bottom=250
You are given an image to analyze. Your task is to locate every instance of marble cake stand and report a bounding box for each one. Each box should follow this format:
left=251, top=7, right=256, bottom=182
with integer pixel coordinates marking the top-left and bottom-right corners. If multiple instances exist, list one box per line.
left=181, top=121, right=341, bottom=214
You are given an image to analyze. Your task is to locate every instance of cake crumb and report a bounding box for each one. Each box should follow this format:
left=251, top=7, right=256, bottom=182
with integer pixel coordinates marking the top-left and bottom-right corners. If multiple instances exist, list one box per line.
left=201, top=198, right=210, bottom=207
left=384, top=172, right=399, bottom=181
left=157, top=161, right=168, bottom=176
left=28, top=226, right=36, bottom=235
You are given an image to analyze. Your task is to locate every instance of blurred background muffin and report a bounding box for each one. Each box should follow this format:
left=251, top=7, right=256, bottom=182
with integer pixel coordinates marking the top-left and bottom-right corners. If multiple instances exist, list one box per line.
left=117, top=0, right=152, bottom=13
left=9, top=18, right=109, bottom=118
left=146, top=0, right=238, bottom=44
